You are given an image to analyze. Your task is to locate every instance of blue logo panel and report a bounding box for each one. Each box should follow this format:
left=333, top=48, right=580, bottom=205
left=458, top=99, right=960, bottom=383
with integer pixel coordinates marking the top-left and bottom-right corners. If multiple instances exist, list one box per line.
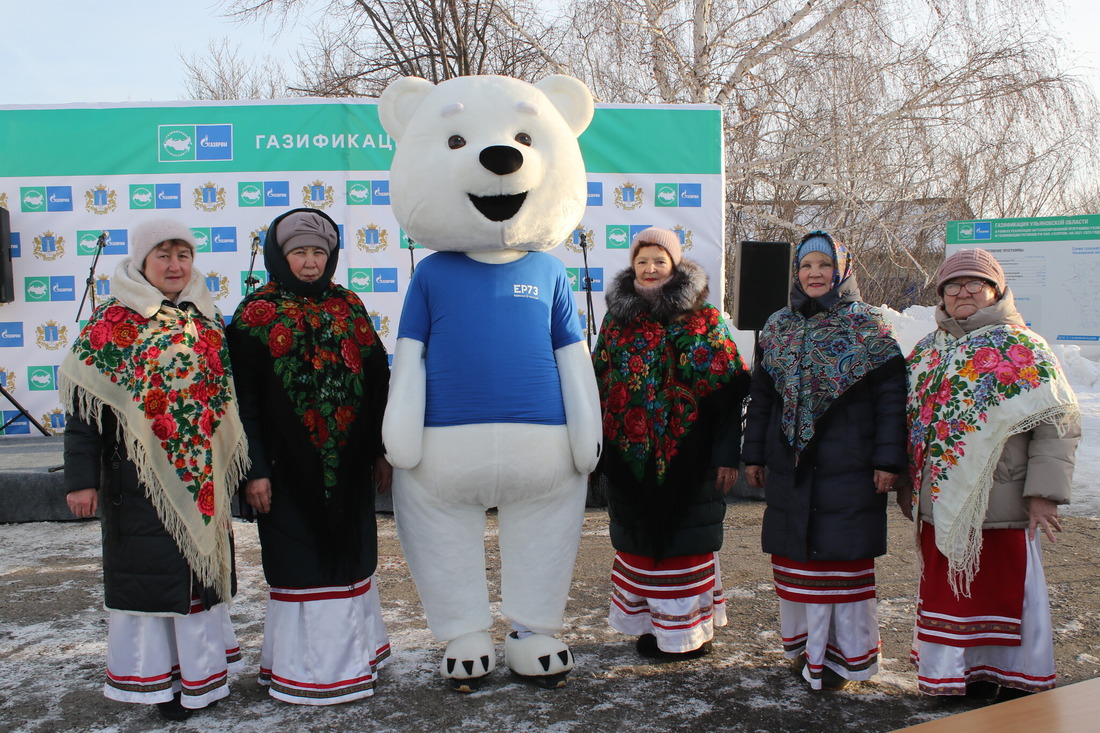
left=0, top=323, right=24, bottom=347
left=974, top=222, right=992, bottom=240
left=264, top=181, right=290, bottom=207
left=195, top=124, right=234, bottom=161
left=211, top=227, right=238, bottom=252
left=10, top=233, right=20, bottom=257
left=374, top=268, right=398, bottom=292
left=1, top=413, right=30, bottom=435
left=51, top=276, right=77, bottom=301
left=371, top=181, right=390, bottom=206
left=679, top=183, right=702, bottom=207
left=46, top=186, right=74, bottom=212
left=587, top=182, right=603, bottom=206
left=156, top=183, right=182, bottom=209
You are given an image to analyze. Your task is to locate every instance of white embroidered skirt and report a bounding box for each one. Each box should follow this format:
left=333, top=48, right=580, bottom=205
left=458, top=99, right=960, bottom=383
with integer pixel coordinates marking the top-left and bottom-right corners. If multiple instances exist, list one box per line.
left=258, top=576, right=391, bottom=705
left=103, top=602, right=242, bottom=709
left=608, top=552, right=727, bottom=653
left=772, top=556, right=881, bottom=689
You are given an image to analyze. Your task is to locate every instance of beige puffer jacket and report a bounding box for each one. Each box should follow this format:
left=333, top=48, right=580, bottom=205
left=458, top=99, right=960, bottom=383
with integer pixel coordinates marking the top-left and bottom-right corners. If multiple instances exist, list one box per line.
left=916, top=290, right=1081, bottom=529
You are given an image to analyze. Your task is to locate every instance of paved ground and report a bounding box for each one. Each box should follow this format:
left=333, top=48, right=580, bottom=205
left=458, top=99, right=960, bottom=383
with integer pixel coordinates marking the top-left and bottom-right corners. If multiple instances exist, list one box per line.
left=2, top=502, right=1099, bottom=733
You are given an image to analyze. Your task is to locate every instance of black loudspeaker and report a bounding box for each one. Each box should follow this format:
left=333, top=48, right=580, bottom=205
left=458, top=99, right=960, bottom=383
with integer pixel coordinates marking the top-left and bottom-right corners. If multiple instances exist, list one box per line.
left=0, top=208, right=13, bottom=304
left=731, top=240, right=793, bottom=331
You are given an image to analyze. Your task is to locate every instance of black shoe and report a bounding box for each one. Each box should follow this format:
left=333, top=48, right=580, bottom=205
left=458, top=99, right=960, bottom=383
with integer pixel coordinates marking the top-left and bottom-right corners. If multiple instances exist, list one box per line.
left=965, top=680, right=1000, bottom=702
left=819, top=667, right=851, bottom=691
left=156, top=693, right=192, bottom=722
left=995, top=686, right=1034, bottom=703
left=636, top=634, right=661, bottom=658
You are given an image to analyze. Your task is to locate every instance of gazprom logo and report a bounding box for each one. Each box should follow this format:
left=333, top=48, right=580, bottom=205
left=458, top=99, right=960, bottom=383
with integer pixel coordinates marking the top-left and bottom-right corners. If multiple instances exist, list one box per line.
left=155, top=183, right=182, bottom=208
left=20, top=186, right=73, bottom=212
left=10, top=232, right=20, bottom=258
left=77, top=230, right=127, bottom=256
left=238, top=181, right=289, bottom=207
left=189, top=227, right=237, bottom=253
left=130, top=185, right=156, bottom=209
left=0, top=323, right=24, bottom=347
left=373, top=268, right=398, bottom=292
left=346, top=180, right=390, bottom=206
left=587, top=182, right=603, bottom=207
left=957, top=221, right=992, bottom=241
left=159, top=124, right=233, bottom=162
left=655, top=183, right=702, bottom=208
left=348, top=268, right=373, bottom=292
left=605, top=224, right=652, bottom=250
left=566, top=267, right=604, bottom=292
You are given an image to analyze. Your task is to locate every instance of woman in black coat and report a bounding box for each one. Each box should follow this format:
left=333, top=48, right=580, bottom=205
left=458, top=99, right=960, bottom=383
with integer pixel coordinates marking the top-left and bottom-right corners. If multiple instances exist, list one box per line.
left=743, top=231, right=907, bottom=691
left=594, top=227, right=749, bottom=661
left=227, top=208, right=392, bottom=706
left=61, top=219, right=247, bottom=722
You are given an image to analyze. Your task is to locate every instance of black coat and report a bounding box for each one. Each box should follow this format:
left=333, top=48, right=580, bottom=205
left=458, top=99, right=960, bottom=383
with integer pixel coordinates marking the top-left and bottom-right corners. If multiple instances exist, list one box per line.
left=597, top=260, right=750, bottom=560
left=742, top=356, right=907, bottom=562
left=64, top=409, right=234, bottom=614
left=227, top=287, right=389, bottom=589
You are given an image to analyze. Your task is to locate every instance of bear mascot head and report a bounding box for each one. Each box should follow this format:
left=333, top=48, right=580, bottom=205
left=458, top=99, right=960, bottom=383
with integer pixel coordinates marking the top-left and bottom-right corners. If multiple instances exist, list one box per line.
left=379, top=74, right=594, bottom=253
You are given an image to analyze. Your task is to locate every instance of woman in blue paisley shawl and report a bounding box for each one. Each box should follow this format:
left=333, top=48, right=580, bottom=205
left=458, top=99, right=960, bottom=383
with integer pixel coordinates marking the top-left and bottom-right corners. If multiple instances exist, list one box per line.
left=742, top=231, right=907, bottom=691
left=593, top=227, right=749, bottom=661
left=227, top=208, right=392, bottom=706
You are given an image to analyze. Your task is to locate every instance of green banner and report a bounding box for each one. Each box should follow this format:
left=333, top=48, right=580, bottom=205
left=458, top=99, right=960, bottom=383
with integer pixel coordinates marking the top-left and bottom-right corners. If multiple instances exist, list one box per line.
left=947, top=215, right=1100, bottom=244
left=0, top=101, right=721, bottom=178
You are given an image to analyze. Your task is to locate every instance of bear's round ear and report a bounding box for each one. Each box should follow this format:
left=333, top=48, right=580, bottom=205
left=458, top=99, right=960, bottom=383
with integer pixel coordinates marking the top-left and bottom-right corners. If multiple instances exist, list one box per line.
left=378, top=77, right=437, bottom=141
left=535, top=75, right=595, bottom=137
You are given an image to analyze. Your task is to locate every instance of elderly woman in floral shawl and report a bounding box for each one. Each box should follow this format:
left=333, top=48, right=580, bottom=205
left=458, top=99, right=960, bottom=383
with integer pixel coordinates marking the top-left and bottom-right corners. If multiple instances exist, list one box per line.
left=743, top=231, right=907, bottom=692
left=227, top=208, right=392, bottom=706
left=594, top=227, right=749, bottom=661
left=902, top=248, right=1080, bottom=701
left=61, top=218, right=248, bottom=722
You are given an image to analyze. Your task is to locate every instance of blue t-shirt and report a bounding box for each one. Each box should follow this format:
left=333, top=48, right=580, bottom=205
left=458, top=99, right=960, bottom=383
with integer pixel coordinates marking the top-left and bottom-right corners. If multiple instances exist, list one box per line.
left=398, top=251, right=584, bottom=427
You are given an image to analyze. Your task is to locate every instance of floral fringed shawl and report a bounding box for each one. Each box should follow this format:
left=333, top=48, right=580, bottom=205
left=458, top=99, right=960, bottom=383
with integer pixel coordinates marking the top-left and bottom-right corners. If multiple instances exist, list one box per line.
left=906, top=323, right=1078, bottom=595
left=595, top=303, right=747, bottom=484
left=59, top=260, right=247, bottom=602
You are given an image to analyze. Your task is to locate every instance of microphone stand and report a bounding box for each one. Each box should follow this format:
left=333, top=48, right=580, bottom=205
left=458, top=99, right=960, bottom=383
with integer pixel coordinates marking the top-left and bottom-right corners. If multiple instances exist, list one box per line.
left=244, top=235, right=262, bottom=294
left=0, top=384, right=50, bottom=436
left=579, top=232, right=596, bottom=352
left=408, top=239, right=417, bottom=275
left=75, top=231, right=108, bottom=323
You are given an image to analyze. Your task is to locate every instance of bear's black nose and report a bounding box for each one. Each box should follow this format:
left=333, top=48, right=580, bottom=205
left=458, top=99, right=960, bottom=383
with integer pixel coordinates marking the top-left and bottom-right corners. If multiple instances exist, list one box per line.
left=479, top=145, right=524, bottom=175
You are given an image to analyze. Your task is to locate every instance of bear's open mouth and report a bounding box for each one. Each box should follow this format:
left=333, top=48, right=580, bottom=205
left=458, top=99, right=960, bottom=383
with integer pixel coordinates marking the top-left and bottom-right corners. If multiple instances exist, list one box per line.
left=469, top=192, right=527, bottom=222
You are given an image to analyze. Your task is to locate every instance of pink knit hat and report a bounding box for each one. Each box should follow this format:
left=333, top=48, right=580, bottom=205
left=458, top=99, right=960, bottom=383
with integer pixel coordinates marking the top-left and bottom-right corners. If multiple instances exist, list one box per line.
left=630, top=227, right=683, bottom=266
left=934, top=248, right=1006, bottom=296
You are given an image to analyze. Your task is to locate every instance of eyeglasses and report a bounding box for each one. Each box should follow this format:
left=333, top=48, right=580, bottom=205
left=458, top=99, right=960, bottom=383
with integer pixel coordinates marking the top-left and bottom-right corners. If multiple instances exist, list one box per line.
left=943, top=280, right=991, bottom=296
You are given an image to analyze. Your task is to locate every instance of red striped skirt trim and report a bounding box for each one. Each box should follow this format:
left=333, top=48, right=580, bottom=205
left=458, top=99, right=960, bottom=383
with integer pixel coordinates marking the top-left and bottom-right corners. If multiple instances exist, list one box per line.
left=269, top=577, right=372, bottom=603
left=611, top=552, right=716, bottom=600
left=771, top=556, right=876, bottom=604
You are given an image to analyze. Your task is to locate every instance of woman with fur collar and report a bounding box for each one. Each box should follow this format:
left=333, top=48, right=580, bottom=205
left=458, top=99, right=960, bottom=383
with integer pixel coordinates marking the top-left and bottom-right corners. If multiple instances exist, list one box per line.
left=594, top=227, right=749, bottom=661
left=743, top=231, right=907, bottom=691
left=60, top=218, right=247, bottom=721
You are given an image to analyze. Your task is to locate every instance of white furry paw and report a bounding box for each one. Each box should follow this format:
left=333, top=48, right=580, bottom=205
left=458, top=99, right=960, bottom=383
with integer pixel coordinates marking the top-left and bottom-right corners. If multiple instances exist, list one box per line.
left=440, top=631, right=495, bottom=686
left=504, top=632, right=574, bottom=686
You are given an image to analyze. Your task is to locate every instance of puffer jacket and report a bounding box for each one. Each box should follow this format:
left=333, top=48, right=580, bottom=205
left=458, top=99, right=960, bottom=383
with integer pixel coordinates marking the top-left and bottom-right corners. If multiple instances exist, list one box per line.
left=916, top=293, right=1080, bottom=527
left=742, top=277, right=908, bottom=562
left=64, top=408, right=235, bottom=615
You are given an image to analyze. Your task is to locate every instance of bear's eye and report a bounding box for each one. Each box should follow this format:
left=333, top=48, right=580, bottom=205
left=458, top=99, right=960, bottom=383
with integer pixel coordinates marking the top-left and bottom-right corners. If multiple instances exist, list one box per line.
left=514, top=132, right=532, bottom=146
left=448, top=135, right=466, bottom=150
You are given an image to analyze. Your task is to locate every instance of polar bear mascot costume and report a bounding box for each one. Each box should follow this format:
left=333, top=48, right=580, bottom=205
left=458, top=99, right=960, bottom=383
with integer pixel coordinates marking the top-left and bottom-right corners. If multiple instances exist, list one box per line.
left=378, top=74, right=602, bottom=692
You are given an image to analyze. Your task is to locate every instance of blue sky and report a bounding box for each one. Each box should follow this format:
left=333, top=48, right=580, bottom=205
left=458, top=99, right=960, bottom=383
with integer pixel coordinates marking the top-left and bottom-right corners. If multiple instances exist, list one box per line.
left=1, top=0, right=1098, bottom=105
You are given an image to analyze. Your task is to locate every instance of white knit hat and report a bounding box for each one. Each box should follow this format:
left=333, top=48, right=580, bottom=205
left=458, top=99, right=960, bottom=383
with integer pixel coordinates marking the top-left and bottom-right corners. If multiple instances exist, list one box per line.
left=131, top=219, right=196, bottom=269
